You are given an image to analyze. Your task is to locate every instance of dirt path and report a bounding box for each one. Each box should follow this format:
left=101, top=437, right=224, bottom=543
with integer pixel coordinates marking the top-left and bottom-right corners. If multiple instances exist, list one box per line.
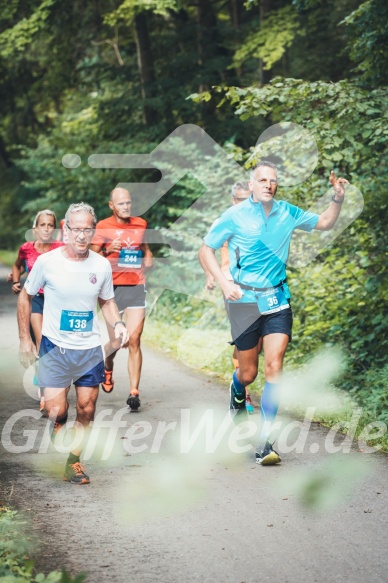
left=0, top=265, right=387, bottom=583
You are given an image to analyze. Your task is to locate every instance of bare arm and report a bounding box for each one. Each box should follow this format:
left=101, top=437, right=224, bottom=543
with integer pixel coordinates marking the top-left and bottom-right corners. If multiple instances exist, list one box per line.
left=198, top=246, right=216, bottom=290
left=98, top=297, right=129, bottom=347
left=200, top=244, right=242, bottom=301
left=315, top=171, right=349, bottom=231
left=141, top=242, right=154, bottom=271
left=91, top=236, right=122, bottom=256
left=11, top=256, right=24, bottom=294
left=17, top=288, right=38, bottom=366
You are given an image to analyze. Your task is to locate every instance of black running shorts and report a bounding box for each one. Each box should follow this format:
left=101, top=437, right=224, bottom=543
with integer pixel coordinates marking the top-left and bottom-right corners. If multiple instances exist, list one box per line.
left=228, top=302, right=293, bottom=351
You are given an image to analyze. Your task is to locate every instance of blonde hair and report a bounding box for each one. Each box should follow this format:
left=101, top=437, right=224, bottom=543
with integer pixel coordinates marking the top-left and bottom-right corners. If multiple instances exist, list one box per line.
left=32, top=209, right=57, bottom=228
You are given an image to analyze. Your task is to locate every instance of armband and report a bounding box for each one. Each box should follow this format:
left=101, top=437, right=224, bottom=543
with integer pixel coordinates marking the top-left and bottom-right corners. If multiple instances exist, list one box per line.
left=12, top=281, right=20, bottom=285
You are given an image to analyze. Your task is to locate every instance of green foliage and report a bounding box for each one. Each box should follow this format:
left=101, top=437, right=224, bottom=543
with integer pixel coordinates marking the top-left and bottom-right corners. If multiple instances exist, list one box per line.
left=0, top=507, right=33, bottom=581
left=104, top=0, right=178, bottom=26
left=341, top=0, right=388, bottom=85
left=0, top=504, right=86, bottom=582
left=0, top=0, right=55, bottom=57
left=233, top=5, right=302, bottom=71
left=0, top=249, right=18, bottom=267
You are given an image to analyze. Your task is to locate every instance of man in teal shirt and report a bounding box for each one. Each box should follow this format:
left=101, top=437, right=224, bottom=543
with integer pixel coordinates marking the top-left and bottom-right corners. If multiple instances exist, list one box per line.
left=200, top=161, right=348, bottom=465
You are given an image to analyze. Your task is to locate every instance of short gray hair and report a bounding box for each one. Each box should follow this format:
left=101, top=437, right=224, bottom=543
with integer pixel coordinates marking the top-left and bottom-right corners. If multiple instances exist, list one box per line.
left=231, top=181, right=250, bottom=197
left=249, top=161, right=278, bottom=179
left=32, top=209, right=57, bottom=228
left=65, top=202, right=97, bottom=227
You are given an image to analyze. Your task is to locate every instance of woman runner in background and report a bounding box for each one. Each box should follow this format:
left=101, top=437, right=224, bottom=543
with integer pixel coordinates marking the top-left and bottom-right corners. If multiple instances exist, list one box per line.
left=11, top=209, right=64, bottom=412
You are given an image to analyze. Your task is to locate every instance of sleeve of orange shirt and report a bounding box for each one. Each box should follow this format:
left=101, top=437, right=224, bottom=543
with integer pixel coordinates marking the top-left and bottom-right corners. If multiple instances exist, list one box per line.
left=91, top=221, right=107, bottom=250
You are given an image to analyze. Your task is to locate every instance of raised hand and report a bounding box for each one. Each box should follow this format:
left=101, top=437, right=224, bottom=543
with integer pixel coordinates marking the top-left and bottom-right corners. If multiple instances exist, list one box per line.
left=330, top=170, right=349, bottom=199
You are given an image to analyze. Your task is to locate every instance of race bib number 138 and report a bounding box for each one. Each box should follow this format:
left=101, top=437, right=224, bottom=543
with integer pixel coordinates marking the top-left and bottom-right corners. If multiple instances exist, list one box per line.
left=60, top=310, right=93, bottom=334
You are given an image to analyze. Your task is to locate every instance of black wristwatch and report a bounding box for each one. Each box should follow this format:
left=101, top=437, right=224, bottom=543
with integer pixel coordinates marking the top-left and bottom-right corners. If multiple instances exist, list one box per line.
left=113, top=320, right=126, bottom=328
left=332, top=194, right=344, bottom=204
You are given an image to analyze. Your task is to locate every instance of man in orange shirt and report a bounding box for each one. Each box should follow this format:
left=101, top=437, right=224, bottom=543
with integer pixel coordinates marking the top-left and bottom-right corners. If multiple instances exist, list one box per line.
left=198, top=181, right=255, bottom=412
left=91, top=187, right=153, bottom=410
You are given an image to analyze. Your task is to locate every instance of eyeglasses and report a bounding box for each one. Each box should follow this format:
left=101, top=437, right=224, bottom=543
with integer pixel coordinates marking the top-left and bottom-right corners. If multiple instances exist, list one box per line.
left=66, top=225, right=95, bottom=236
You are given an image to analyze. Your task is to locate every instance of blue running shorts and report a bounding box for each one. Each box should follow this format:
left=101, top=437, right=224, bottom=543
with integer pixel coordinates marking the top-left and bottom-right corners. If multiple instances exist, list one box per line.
left=32, top=293, right=44, bottom=314
left=38, top=335, right=105, bottom=388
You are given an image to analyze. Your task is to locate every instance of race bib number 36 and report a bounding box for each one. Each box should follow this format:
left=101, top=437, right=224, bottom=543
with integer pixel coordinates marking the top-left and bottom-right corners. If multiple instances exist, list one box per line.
left=60, top=310, right=93, bottom=334
left=118, top=248, right=143, bottom=268
left=256, top=287, right=289, bottom=315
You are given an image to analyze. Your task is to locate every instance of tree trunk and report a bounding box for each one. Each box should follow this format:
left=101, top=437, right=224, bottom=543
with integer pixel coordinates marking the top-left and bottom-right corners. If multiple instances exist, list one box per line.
left=230, top=0, right=244, bottom=30
left=0, top=135, right=12, bottom=168
left=230, top=0, right=244, bottom=78
left=196, top=0, right=218, bottom=93
left=134, top=12, right=157, bottom=126
left=259, top=0, right=271, bottom=85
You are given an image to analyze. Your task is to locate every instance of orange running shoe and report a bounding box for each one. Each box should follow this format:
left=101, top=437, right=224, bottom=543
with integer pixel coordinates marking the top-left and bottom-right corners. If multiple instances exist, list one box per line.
left=126, top=389, right=141, bottom=411
left=63, top=461, right=90, bottom=484
left=101, top=369, right=114, bottom=393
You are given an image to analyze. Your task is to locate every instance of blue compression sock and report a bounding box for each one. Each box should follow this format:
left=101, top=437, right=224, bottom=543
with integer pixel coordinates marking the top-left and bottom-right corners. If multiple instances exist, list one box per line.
left=259, top=381, right=279, bottom=443
left=233, top=370, right=246, bottom=396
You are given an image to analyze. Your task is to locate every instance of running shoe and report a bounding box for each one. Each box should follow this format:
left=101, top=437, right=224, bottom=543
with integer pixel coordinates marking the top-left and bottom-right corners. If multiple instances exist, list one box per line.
left=229, top=381, right=246, bottom=416
left=101, top=369, right=114, bottom=393
left=127, top=389, right=141, bottom=411
left=245, top=394, right=254, bottom=414
left=63, top=461, right=90, bottom=485
left=255, top=441, right=281, bottom=466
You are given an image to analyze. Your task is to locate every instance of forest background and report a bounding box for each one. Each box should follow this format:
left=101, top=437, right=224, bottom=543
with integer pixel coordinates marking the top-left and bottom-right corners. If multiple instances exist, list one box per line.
left=0, top=0, right=386, bottom=442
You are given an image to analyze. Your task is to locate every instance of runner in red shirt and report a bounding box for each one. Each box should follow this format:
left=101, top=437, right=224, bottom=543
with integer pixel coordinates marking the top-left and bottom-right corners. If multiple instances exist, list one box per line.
left=91, top=187, right=153, bottom=410
left=11, top=209, right=64, bottom=411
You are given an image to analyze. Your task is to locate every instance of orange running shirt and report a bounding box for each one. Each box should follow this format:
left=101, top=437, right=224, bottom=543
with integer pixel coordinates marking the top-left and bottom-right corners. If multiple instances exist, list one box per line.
left=92, top=216, right=147, bottom=285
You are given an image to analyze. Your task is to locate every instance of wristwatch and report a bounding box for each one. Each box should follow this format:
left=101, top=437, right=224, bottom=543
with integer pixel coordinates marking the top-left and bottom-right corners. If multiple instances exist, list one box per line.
left=113, top=320, right=126, bottom=328
left=332, top=194, right=344, bottom=204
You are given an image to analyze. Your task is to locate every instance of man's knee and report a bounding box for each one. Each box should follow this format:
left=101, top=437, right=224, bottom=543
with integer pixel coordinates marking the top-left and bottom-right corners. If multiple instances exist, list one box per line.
left=239, top=365, right=258, bottom=386
left=76, top=400, right=96, bottom=420
left=265, top=357, right=283, bottom=378
left=129, top=334, right=142, bottom=350
left=46, top=401, right=68, bottom=421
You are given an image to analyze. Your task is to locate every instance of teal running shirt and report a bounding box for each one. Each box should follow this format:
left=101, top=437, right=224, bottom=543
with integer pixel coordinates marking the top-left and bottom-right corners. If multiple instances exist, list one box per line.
left=203, top=195, right=318, bottom=300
